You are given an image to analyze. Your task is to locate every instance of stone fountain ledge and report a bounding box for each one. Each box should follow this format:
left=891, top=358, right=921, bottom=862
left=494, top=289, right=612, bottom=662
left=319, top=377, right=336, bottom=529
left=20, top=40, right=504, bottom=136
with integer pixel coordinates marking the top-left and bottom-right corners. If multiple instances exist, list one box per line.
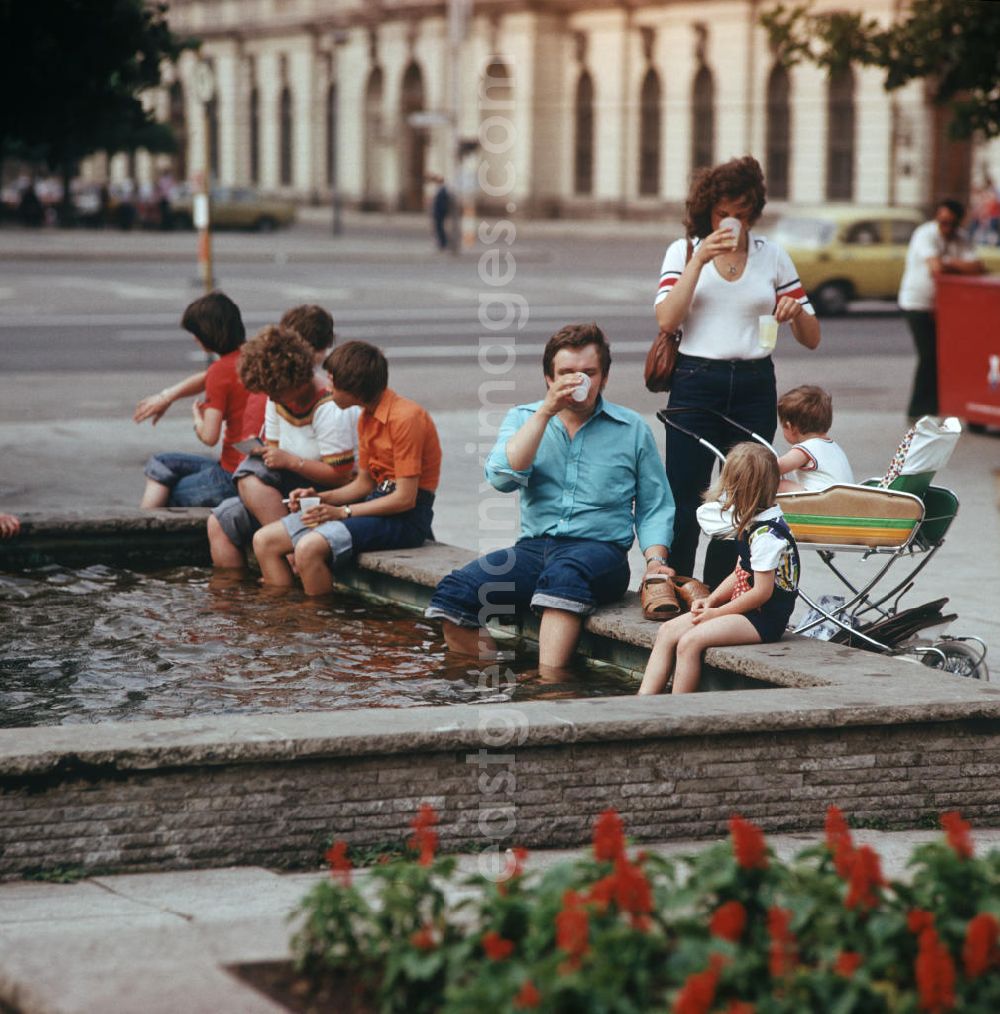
left=1, top=509, right=999, bottom=878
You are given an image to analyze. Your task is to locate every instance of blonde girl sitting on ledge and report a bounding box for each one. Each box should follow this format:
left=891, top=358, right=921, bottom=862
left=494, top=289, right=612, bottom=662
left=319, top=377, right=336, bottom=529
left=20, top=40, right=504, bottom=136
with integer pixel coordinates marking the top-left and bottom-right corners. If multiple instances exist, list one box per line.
left=638, top=442, right=799, bottom=695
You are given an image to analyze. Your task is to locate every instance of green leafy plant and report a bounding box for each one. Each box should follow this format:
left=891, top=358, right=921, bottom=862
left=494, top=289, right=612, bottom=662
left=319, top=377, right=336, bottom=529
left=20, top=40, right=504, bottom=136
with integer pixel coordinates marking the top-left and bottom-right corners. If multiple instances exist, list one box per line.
left=292, top=805, right=1000, bottom=1013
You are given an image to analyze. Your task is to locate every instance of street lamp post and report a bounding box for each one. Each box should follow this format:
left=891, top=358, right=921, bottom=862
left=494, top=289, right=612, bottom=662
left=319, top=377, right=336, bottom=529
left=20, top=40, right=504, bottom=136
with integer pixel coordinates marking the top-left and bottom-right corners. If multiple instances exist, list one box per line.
left=193, top=59, right=216, bottom=292
left=330, top=31, right=349, bottom=237
left=447, top=0, right=470, bottom=254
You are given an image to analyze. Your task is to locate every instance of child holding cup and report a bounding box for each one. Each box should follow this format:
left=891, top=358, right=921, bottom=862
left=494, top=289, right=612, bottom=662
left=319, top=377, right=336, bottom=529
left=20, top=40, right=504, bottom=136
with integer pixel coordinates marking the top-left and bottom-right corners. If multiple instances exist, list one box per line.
left=207, top=326, right=360, bottom=570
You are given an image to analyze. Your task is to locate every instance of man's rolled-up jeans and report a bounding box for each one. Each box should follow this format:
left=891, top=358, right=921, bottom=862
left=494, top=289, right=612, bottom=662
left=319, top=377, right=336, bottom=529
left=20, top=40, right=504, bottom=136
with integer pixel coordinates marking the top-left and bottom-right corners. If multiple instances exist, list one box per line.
left=425, top=535, right=630, bottom=630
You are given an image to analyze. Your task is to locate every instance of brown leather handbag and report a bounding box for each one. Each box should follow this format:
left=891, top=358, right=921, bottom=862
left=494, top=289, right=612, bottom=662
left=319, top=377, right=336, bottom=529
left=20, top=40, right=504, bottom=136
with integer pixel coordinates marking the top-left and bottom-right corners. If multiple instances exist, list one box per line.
left=643, top=327, right=682, bottom=393
left=644, top=238, right=693, bottom=394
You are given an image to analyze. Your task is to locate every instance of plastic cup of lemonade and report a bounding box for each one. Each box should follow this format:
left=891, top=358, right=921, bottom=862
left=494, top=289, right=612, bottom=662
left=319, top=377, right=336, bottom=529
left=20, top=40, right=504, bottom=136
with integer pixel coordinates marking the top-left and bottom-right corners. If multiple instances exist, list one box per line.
left=570, top=373, right=591, bottom=402
left=719, top=216, right=742, bottom=248
left=758, top=314, right=778, bottom=351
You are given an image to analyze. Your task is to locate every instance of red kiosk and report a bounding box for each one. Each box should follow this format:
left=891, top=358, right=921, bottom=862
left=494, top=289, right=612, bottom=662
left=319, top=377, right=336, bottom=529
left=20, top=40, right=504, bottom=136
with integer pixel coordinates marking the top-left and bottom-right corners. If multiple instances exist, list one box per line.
left=936, top=274, right=1000, bottom=428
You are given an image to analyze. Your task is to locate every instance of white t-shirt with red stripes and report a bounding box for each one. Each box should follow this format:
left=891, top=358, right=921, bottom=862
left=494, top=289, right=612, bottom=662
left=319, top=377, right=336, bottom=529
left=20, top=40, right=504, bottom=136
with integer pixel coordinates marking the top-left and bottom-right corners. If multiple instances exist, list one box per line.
left=654, top=233, right=814, bottom=361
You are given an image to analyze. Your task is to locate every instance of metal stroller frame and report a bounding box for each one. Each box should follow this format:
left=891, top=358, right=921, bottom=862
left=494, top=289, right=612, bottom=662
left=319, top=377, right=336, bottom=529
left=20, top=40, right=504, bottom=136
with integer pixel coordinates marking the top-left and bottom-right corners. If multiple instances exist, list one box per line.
left=657, top=406, right=989, bottom=680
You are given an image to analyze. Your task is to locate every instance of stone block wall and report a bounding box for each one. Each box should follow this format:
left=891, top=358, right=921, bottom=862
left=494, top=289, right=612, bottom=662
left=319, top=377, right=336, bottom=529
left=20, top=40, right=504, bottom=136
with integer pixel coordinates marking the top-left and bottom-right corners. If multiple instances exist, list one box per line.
left=3, top=714, right=999, bottom=879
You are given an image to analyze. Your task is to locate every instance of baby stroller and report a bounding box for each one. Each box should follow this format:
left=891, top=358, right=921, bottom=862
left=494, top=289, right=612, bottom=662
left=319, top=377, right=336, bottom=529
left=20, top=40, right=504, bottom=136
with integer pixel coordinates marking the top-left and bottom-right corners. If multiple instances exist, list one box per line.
left=658, top=407, right=989, bottom=680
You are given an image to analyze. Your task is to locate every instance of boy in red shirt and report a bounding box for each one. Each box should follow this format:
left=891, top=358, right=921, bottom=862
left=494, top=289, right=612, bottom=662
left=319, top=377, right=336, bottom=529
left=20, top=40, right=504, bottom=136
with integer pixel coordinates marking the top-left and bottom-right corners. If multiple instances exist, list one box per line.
left=139, top=292, right=250, bottom=508
left=253, top=341, right=441, bottom=595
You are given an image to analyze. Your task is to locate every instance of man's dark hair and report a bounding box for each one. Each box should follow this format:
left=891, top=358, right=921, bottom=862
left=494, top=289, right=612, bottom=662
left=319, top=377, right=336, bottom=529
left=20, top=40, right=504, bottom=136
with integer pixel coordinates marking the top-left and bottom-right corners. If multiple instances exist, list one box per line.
left=279, top=304, right=335, bottom=352
left=180, top=291, right=245, bottom=355
left=542, top=322, right=611, bottom=378
left=324, top=341, right=389, bottom=404
left=937, top=198, right=965, bottom=221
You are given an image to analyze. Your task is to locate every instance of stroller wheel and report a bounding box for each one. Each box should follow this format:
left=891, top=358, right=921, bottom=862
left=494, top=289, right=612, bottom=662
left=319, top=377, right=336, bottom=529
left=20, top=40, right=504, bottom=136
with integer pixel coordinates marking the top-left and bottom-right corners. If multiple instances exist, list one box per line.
left=920, top=639, right=990, bottom=681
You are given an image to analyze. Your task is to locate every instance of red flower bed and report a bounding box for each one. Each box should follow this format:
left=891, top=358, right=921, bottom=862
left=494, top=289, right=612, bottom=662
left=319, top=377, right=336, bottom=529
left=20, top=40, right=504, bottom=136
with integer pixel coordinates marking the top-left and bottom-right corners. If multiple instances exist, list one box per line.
left=290, top=804, right=1000, bottom=1013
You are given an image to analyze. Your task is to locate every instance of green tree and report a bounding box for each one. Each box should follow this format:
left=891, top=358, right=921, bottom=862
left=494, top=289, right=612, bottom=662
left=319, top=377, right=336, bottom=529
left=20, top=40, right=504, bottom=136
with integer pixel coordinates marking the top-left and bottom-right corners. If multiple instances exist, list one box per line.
left=0, top=0, right=193, bottom=219
left=761, top=0, right=1000, bottom=139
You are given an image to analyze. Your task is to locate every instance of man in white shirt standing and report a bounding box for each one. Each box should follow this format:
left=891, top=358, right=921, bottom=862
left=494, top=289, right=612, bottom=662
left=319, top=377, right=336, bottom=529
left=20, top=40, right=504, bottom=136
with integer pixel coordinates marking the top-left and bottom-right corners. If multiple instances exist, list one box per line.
left=898, top=199, right=984, bottom=420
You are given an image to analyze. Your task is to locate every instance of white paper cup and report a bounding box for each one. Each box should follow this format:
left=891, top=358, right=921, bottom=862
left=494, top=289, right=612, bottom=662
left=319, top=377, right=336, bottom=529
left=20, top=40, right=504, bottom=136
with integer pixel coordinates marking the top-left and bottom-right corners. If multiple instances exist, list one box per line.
left=570, top=373, right=591, bottom=402
left=719, top=216, right=742, bottom=247
left=758, top=314, right=778, bottom=351
left=299, top=497, right=321, bottom=512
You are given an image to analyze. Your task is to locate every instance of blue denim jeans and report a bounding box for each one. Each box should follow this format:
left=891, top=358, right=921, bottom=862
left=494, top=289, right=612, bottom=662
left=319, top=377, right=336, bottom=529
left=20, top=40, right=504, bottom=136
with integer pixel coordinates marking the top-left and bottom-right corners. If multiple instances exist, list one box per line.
left=282, top=489, right=435, bottom=565
left=426, top=536, right=630, bottom=629
left=143, top=452, right=237, bottom=508
left=664, top=354, right=777, bottom=578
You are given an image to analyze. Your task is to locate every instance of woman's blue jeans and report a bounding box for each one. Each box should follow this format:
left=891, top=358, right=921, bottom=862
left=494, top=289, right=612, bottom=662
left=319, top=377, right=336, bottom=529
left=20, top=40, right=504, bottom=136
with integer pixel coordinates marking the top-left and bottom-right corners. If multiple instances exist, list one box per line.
left=663, top=354, right=777, bottom=579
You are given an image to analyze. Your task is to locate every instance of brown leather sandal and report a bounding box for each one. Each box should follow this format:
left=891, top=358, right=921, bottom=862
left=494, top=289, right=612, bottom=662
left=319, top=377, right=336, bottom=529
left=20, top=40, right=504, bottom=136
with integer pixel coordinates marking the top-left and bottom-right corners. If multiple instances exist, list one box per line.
left=673, top=575, right=710, bottom=612
left=641, top=574, right=681, bottom=620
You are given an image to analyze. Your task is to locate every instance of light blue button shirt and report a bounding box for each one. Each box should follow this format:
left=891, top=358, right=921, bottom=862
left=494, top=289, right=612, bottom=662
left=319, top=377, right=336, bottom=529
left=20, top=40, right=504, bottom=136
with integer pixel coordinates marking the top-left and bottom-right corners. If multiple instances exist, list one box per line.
left=485, top=396, right=675, bottom=552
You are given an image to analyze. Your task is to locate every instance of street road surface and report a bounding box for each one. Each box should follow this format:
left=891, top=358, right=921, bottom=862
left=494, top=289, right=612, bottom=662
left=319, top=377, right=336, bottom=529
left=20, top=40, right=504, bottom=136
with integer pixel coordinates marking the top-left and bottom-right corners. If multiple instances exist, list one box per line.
left=0, top=244, right=909, bottom=389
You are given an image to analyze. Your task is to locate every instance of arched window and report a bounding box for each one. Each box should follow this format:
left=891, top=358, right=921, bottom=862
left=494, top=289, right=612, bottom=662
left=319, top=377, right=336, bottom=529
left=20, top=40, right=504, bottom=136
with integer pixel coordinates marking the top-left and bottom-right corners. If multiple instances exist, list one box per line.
left=363, top=67, right=384, bottom=205
left=638, top=68, right=661, bottom=196
left=205, top=95, right=219, bottom=180
left=326, top=83, right=337, bottom=188
left=691, top=66, right=714, bottom=171
left=168, top=81, right=187, bottom=180
left=279, top=85, right=293, bottom=186
left=249, top=86, right=260, bottom=184
left=400, top=62, right=426, bottom=211
left=826, top=67, right=855, bottom=201
left=766, top=64, right=791, bottom=201
left=574, top=70, right=594, bottom=195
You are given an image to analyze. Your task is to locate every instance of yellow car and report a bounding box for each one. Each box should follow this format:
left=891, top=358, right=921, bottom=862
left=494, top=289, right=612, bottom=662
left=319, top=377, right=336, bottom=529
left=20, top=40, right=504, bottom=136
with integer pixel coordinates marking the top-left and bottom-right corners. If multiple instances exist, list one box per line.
left=172, top=185, right=297, bottom=232
left=770, top=205, right=1000, bottom=316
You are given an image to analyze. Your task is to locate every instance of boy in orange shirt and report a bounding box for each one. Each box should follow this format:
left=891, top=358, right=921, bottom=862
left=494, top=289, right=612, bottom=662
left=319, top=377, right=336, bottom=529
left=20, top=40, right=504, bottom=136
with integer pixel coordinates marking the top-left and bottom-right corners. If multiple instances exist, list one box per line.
left=253, top=341, right=441, bottom=596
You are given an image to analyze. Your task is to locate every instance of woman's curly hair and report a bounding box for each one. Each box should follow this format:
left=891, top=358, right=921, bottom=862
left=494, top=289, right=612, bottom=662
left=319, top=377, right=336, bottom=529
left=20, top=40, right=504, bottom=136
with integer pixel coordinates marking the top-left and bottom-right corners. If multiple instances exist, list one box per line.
left=684, top=155, right=767, bottom=239
left=238, top=325, right=315, bottom=397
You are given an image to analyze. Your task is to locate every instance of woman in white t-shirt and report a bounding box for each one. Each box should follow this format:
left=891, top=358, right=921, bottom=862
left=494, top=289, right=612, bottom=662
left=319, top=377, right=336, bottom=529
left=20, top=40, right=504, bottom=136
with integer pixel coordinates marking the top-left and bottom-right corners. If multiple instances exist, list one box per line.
left=653, top=155, right=820, bottom=584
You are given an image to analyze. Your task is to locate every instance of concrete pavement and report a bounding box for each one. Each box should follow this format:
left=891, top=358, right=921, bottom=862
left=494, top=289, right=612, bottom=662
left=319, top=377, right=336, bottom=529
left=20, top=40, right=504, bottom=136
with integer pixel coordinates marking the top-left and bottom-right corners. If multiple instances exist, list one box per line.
left=0, top=204, right=683, bottom=265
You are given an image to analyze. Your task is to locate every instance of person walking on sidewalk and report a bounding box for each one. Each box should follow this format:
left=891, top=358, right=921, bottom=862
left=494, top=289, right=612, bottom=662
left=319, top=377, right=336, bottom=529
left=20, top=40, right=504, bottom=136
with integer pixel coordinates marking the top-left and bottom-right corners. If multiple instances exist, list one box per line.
left=428, top=173, right=452, bottom=251
left=898, top=199, right=984, bottom=420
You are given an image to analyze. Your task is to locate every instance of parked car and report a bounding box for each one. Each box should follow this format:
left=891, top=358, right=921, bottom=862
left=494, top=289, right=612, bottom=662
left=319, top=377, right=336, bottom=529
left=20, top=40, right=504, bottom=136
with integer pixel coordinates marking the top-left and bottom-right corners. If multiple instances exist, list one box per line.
left=171, top=185, right=297, bottom=232
left=769, top=205, right=1000, bottom=316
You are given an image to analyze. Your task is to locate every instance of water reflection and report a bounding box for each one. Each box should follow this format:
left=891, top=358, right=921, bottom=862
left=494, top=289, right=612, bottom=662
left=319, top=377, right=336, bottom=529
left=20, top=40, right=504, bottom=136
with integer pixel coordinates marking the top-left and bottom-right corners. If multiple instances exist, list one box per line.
left=0, top=566, right=636, bottom=728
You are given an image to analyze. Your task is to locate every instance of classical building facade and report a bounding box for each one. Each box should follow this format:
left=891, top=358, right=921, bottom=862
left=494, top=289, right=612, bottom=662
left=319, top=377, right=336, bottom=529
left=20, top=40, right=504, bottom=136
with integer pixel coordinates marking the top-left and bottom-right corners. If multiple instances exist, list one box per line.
left=108, top=0, right=993, bottom=215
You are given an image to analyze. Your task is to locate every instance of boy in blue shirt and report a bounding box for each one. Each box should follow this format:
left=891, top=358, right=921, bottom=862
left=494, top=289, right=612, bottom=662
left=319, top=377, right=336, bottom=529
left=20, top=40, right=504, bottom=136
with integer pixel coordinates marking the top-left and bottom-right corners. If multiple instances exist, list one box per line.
left=426, top=322, right=675, bottom=672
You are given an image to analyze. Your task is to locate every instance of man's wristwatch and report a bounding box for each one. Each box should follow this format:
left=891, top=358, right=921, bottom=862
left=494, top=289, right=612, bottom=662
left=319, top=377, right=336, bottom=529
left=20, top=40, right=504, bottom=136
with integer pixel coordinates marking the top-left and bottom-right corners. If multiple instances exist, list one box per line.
left=343, top=505, right=353, bottom=518
left=645, top=554, right=669, bottom=567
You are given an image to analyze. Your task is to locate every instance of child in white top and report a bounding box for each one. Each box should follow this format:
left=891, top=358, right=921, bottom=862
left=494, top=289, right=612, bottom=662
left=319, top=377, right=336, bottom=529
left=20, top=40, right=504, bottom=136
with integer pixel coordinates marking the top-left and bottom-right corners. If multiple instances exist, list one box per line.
left=207, top=326, right=359, bottom=569
left=776, top=385, right=853, bottom=493
left=639, top=443, right=799, bottom=695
